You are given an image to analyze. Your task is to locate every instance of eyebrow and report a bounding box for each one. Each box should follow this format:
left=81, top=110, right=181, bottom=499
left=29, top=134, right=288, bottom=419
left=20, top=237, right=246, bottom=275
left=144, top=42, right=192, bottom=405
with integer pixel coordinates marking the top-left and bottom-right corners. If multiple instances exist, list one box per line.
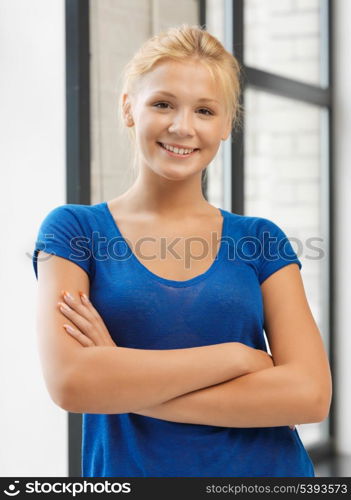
left=150, top=90, right=220, bottom=104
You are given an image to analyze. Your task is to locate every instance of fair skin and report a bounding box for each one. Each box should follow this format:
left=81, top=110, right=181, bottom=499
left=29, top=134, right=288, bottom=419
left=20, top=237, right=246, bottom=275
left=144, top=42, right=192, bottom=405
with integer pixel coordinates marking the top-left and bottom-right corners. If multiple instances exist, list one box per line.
left=57, top=57, right=332, bottom=427
left=103, top=57, right=233, bottom=281
left=119, top=57, right=232, bottom=219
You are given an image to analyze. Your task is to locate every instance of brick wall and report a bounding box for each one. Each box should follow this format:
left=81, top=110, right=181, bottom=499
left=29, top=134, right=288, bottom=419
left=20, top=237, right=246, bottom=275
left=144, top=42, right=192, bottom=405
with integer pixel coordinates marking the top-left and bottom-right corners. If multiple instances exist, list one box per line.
left=89, top=0, right=198, bottom=203
left=243, top=0, right=328, bottom=447
left=245, top=0, right=321, bottom=85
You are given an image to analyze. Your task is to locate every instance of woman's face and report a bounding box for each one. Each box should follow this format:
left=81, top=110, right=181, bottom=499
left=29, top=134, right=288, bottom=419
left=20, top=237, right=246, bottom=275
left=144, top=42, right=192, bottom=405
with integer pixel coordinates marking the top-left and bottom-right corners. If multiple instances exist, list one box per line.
left=124, top=58, right=232, bottom=181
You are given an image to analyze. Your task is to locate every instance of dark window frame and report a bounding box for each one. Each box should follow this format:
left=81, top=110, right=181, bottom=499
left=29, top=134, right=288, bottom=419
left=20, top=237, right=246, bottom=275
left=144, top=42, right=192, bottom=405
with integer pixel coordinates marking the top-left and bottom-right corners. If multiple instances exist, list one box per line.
left=65, top=0, right=90, bottom=477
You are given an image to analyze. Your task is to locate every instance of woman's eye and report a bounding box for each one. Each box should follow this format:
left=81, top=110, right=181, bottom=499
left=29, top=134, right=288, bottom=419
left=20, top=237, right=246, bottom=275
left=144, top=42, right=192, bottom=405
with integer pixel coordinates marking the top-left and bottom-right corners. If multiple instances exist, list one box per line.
left=153, top=102, right=170, bottom=109
left=152, top=102, right=213, bottom=115
left=198, top=108, right=213, bottom=116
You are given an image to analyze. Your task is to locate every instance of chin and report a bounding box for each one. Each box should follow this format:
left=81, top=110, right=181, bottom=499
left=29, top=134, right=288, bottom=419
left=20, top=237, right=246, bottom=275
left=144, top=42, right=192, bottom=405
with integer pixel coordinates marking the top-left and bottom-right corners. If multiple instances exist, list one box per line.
left=157, top=169, right=192, bottom=181
left=152, top=165, right=197, bottom=181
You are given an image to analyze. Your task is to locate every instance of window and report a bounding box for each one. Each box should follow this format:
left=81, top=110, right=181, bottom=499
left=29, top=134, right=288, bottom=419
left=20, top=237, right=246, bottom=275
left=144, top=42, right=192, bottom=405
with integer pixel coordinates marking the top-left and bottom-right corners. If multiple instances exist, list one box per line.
left=205, top=0, right=332, bottom=459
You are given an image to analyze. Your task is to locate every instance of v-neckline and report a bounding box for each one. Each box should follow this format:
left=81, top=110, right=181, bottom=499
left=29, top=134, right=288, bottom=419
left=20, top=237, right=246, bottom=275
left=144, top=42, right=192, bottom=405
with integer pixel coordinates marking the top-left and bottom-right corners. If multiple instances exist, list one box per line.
left=102, top=201, right=228, bottom=288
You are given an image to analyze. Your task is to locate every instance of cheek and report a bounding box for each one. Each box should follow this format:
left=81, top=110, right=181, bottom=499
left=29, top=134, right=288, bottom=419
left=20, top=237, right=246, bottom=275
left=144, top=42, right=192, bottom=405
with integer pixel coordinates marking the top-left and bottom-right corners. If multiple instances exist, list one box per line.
left=197, top=121, right=222, bottom=142
left=199, top=135, right=220, bottom=151
left=199, top=134, right=221, bottom=156
left=142, top=118, right=167, bottom=141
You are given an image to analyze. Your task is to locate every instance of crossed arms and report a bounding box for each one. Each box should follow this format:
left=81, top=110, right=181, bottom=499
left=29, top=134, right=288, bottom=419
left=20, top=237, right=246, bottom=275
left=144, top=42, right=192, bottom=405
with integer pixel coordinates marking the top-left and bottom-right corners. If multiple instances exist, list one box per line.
left=64, top=264, right=332, bottom=427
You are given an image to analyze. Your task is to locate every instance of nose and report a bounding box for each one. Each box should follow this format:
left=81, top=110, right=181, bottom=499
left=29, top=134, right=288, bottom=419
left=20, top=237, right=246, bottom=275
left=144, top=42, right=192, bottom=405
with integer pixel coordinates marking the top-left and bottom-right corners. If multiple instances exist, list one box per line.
left=168, top=109, right=195, bottom=137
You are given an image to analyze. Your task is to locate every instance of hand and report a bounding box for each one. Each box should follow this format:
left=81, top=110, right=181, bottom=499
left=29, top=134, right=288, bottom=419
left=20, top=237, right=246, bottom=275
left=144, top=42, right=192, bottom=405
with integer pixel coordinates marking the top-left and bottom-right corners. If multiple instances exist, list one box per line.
left=241, top=345, right=275, bottom=373
left=254, top=349, right=275, bottom=370
left=57, top=290, right=117, bottom=347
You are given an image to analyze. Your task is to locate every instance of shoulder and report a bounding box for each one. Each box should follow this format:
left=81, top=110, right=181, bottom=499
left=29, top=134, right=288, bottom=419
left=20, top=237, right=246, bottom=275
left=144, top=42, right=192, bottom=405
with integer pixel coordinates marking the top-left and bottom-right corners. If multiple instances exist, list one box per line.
left=222, top=209, right=285, bottom=238
left=221, top=210, right=301, bottom=284
left=41, top=203, right=94, bottom=224
left=34, top=202, right=108, bottom=256
left=33, top=203, right=102, bottom=281
left=37, top=202, right=105, bottom=236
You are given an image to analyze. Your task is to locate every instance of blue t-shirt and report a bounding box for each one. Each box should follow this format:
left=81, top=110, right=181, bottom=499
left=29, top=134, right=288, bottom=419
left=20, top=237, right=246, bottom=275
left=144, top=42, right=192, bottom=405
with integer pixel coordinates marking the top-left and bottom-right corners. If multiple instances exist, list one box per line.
left=32, top=201, right=315, bottom=477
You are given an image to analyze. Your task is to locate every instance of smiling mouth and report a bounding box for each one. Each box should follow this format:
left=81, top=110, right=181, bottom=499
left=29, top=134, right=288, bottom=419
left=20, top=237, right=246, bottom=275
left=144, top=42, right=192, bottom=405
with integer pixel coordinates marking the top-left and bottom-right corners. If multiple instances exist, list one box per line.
left=157, top=142, right=200, bottom=157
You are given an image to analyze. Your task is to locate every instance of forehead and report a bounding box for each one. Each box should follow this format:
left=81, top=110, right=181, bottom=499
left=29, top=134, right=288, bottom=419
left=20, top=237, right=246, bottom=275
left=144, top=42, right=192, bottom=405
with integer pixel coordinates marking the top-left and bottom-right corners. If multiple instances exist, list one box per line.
left=137, top=59, right=221, bottom=101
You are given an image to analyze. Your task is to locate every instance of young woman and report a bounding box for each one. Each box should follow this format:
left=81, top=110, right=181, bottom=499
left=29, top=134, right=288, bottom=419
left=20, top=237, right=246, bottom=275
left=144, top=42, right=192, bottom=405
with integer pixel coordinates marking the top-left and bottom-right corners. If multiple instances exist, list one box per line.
left=33, top=24, right=332, bottom=477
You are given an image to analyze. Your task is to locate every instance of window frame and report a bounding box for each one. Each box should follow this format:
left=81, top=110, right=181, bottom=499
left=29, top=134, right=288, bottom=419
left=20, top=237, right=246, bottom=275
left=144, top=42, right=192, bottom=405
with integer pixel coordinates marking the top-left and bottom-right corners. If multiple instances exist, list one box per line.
left=228, top=0, right=334, bottom=464
left=65, top=0, right=91, bottom=477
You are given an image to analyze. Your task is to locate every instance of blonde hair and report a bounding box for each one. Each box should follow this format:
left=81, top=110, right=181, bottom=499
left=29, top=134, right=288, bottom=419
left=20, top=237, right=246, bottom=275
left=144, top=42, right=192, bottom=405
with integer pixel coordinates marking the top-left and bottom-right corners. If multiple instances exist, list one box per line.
left=117, top=23, right=243, bottom=176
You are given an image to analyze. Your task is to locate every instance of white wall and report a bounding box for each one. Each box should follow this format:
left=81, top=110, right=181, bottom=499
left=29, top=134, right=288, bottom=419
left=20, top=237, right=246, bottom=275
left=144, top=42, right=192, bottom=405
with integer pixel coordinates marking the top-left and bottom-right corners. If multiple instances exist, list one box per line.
left=333, top=0, right=351, bottom=456
left=0, top=0, right=67, bottom=476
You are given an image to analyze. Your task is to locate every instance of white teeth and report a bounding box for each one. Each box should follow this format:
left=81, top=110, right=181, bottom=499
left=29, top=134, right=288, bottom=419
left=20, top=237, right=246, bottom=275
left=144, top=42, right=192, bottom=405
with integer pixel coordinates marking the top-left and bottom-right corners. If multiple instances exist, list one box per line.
left=161, top=143, right=195, bottom=155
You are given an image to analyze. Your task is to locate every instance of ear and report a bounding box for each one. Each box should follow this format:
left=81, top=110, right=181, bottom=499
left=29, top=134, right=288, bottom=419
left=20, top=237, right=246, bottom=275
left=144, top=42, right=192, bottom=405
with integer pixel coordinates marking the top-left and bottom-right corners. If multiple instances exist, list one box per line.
left=122, top=93, right=134, bottom=127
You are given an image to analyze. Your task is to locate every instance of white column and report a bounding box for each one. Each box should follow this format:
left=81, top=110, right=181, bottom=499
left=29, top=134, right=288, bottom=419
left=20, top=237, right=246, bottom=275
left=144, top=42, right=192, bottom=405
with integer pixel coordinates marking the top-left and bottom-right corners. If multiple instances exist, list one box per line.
left=333, top=0, right=351, bottom=455
left=0, top=0, right=68, bottom=475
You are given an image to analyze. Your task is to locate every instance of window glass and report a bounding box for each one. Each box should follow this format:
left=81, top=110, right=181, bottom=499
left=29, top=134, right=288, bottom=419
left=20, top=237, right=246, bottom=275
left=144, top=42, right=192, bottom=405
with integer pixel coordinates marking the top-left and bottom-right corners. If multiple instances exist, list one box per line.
left=244, top=0, right=323, bottom=86
left=244, top=87, right=330, bottom=446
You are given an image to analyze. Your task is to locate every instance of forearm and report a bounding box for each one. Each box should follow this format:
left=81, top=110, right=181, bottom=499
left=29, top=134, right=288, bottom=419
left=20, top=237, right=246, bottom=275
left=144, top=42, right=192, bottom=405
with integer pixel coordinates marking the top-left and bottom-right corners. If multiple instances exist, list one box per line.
left=133, top=364, right=324, bottom=427
left=64, top=342, right=250, bottom=414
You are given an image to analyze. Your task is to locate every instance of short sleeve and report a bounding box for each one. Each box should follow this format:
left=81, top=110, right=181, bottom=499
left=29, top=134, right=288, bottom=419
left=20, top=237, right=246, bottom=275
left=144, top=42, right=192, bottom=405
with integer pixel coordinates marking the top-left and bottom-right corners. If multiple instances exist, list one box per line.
left=32, top=204, right=94, bottom=281
left=256, top=217, right=302, bottom=285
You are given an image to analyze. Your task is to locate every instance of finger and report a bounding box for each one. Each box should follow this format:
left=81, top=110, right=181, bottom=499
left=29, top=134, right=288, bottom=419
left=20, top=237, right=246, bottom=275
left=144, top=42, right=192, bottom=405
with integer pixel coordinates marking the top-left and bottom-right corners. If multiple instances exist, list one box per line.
left=78, top=291, right=102, bottom=321
left=79, top=291, right=118, bottom=347
left=63, top=324, right=95, bottom=347
left=62, top=291, right=103, bottom=329
left=61, top=290, right=117, bottom=348
left=60, top=291, right=101, bottom=344
left=58, top=301, right=94, bottom=337
left=61, top=291, right=92, bottom=322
